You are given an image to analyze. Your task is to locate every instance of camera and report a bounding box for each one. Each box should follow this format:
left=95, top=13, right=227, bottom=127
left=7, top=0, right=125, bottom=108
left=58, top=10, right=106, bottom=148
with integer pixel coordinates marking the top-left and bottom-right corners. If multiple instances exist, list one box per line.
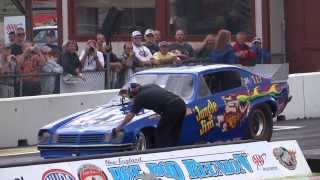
left=10, top=55, right=16, bottom=62
left=31, top=47, right=40, bottom=54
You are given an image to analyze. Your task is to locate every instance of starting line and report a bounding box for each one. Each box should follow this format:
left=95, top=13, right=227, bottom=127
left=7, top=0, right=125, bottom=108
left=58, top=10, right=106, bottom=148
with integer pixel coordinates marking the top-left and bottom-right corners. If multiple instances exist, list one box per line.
left=273, top=125, right=304, bottom=131
left=0, top=140, right=312, bottom=180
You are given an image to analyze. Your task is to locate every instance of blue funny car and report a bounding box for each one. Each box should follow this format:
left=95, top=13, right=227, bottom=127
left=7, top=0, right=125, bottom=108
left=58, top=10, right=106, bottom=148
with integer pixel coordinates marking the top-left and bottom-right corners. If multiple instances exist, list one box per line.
left=38, top=64, right=291, bottom=159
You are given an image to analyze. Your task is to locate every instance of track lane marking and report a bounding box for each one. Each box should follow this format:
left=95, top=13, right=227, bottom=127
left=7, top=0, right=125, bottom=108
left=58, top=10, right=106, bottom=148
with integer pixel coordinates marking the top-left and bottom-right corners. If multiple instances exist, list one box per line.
left=0, top=147, right=38, bottom=157
left=273, top=125, right=304, bottom=131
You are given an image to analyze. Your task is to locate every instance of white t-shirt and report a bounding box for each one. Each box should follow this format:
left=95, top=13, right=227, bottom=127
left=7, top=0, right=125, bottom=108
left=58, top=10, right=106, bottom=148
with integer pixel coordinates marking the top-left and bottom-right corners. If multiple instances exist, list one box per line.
left=132, top=43, right=153, bottom=62
left=79, top=50, right=105, bottom=71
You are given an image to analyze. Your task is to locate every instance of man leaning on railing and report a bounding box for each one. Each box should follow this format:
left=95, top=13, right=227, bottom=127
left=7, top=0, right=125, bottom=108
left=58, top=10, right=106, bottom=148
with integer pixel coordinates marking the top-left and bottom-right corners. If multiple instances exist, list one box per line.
left=58, top=40, right=84, bottom=84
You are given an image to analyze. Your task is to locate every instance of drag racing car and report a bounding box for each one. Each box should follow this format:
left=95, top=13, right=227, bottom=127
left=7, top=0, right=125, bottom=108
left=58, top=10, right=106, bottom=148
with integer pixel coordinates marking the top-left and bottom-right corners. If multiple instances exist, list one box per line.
left=38, top=64, right=291, bottom=159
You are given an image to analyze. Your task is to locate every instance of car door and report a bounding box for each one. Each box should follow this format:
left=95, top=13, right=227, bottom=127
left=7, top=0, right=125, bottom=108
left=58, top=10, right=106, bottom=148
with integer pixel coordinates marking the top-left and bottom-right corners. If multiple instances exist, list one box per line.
left=195, top=68, right=250, bottom=143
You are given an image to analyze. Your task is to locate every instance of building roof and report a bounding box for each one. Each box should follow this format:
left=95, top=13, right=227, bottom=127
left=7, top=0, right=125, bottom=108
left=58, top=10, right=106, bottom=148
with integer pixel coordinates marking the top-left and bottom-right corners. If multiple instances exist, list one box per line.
left=136, top=64, right=240, bottom=74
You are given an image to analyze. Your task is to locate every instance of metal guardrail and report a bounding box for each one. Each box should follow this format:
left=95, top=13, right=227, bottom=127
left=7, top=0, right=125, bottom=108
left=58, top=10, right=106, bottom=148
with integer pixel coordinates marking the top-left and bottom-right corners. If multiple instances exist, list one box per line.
left=0, top=62, right=289, bottom=98
left=0, top=71, right=107, bottom=98
left=0, top=72, right=60, bottom=98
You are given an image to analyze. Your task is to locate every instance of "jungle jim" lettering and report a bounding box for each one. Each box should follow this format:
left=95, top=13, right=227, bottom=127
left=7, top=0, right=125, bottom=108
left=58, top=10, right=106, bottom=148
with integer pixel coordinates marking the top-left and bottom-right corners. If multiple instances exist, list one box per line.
left=193, top=100, right=218, bottom=135
left=107, top=153, right=253, bottom=180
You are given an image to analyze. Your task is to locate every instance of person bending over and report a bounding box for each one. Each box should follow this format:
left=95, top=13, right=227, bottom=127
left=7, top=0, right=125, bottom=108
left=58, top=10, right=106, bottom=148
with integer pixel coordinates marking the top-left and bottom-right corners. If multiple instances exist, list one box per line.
left=114, top=83, right=186, bottom=148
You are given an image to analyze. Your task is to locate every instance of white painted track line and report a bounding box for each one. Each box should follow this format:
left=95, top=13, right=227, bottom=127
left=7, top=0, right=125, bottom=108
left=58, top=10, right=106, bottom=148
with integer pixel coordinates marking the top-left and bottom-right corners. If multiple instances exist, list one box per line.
left=273, top=125, right=304, bottom=131
left=0, top=146, right=38, bottom=157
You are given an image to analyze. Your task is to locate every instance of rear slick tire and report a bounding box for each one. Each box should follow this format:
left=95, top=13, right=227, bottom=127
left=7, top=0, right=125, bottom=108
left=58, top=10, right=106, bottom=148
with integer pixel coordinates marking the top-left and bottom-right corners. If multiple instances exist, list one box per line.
left=246, top=104, right=273, bottom=141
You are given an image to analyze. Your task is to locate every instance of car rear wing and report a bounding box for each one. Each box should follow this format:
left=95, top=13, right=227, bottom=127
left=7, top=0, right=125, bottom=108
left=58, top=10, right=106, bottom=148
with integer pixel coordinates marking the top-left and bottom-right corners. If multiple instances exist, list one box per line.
left=241, top=63, right=289, bottom=83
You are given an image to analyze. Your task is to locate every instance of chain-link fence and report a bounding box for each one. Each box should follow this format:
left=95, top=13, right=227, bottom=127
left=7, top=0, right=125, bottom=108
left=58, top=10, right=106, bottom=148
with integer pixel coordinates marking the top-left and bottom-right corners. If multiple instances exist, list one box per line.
left=0, top=73, right=60, bottom=98
left=60, top=71, right=105, bottom=93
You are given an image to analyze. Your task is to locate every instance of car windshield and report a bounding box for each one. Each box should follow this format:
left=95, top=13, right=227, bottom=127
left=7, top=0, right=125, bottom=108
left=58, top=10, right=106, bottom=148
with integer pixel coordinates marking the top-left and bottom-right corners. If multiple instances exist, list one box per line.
left=108, top=73, right=194, bottom=105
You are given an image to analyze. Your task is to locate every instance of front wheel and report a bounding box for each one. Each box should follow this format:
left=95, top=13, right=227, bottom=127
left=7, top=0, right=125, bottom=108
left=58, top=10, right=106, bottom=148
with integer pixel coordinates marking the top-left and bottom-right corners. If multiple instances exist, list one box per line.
left=135, top=131, right=153, bottom=151
left=246, top=104, right=273, bottom=141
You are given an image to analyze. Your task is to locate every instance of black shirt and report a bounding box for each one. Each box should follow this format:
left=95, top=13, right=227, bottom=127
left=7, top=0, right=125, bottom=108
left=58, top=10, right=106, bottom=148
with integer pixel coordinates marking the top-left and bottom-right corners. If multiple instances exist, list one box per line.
left=58, top=51, right=81, bottom=75
left=169, top=42, right=194, bottom=57
left=10, top=43, right=23, bottom=56
left=145, top=43, right=159, bottom=55
left=131, top=84, right=182, bottom=114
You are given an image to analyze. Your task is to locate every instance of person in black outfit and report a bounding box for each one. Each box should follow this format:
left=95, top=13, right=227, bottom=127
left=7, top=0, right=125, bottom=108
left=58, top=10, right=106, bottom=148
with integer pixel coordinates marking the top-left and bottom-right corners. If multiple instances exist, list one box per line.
left=58, top=40, right=82, bottom=77
left=114, top=83, right=186, bottom=148
left=169, top=29, right=194, bottom=60
left=144, top=29, right=159, bottom=55
left=10, top=27, right=25, bottom=56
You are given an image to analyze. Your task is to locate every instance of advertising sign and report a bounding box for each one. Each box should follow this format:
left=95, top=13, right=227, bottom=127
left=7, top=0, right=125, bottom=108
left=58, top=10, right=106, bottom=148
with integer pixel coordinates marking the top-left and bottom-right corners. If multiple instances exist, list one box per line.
left=0, top=141, right=312, bottom=180
left=3, top=16, right=25, bottom=44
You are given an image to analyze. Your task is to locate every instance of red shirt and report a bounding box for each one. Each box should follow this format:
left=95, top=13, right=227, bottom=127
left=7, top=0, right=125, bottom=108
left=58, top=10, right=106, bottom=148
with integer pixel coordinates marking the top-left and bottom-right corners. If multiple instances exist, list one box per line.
left=233, top=42, right=257, bottom=66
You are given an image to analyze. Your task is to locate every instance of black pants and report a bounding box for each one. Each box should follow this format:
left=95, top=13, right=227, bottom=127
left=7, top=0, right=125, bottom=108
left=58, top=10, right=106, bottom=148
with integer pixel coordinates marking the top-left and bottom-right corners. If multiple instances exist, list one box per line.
left=155, top=99, right=186, bottom=148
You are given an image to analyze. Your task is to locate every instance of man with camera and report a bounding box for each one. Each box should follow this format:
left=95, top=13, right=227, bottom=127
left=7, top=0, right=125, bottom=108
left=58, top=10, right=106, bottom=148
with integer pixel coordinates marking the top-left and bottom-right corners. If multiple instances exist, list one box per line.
left=79, top=40, right=104, bottom=71
left=16, top=41, right=45, bottom=96
left=96, top=33, right=122, bottom=88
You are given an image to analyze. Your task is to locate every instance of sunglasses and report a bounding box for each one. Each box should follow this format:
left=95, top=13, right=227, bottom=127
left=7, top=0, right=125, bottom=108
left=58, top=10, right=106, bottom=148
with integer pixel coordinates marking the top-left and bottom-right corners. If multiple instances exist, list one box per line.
left=17, top=33, right=25, bottom=36
left=133, top=36, right=142, bottom=40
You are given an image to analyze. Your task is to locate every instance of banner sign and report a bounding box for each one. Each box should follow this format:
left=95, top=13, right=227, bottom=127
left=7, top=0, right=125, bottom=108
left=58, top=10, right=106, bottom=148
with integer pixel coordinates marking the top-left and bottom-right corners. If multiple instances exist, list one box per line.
left=0, top=140, right=311, bottom=180
left=3, top=16, right=26, bottom=44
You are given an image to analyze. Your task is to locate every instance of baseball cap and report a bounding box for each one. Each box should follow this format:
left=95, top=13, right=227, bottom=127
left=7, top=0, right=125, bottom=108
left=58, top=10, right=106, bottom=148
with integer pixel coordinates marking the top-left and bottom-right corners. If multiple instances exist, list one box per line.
left=128, top=83, right=141, bottom=98
left=144, top=29, right=154, bottom=36
left=131, top=31, right=142, bottom=37
left=158, top=41, right=169, bottom=47
left=252, top=37, right=262, bottom=44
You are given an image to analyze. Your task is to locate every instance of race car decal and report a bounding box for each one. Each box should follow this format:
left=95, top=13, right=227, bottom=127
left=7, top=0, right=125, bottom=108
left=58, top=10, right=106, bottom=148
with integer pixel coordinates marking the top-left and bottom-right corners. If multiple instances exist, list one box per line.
left=192, top=100, right=218, bottom=135
left=273, top=147, right=297, bottom=170
left=219, top=84, right=281, bottom=132
left=237, top=84, right=281, bottom=104
left=219, top=95, right=243, bottom=132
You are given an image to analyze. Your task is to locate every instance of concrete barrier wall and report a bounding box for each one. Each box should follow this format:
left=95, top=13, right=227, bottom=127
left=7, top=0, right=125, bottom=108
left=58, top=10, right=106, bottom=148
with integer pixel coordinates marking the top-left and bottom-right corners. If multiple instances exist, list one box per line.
left=282, top=72, right=320, bottom=120
left=0, top=90, right=119, bottom=148
left=303, top=73, right=320, bottom=118
left=281, top=74, right=305, bottom=119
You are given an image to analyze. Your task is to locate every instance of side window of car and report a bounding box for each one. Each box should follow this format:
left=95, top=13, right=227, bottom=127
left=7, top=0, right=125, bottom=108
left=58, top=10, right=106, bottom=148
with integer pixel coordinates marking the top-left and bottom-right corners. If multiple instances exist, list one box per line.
left=202, top=70, right=242, bottom=94
left=220, top=70, right=242, bottom=91
left=198, top=76, right=211, bottom=97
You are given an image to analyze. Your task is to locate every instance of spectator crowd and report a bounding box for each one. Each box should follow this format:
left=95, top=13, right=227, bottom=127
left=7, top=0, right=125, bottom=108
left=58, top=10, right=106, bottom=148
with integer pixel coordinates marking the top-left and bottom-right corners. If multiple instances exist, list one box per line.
left=0, top=27, right=271, bottom=97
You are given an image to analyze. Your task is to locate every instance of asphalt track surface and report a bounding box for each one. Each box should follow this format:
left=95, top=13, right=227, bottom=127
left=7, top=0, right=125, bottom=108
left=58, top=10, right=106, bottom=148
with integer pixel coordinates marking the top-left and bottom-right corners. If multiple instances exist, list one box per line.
left=0, top=118, right=320, bottom=167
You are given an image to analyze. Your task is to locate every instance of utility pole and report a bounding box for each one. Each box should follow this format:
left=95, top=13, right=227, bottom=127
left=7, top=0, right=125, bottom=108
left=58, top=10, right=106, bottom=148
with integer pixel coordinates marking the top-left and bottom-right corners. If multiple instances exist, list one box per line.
left=25, top=0, right=33, bottom=41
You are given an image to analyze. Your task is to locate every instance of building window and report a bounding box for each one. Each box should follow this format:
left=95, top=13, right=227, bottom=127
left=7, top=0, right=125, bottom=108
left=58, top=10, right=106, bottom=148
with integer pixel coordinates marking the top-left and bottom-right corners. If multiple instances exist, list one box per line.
left=169, top=0, right=253, bottom=35
left=69, top=0, right=255, bottom=40
left=73, top=0, right=156, bottom=36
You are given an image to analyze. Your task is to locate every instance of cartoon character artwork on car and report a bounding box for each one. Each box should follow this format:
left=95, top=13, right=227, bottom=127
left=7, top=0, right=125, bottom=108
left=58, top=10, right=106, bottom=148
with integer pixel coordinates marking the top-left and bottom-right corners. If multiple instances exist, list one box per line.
left=38, top=65, right=291, bottom=159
